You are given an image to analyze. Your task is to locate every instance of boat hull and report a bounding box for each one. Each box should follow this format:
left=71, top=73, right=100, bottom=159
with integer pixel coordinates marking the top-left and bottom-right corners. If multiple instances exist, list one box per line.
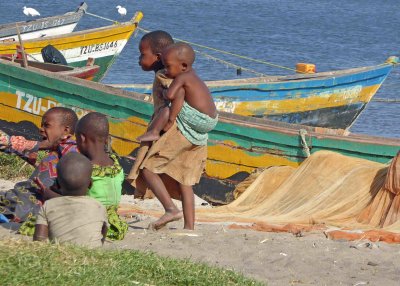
left=0, top=59, right=399, bottom=203
left=0, top=12, right=143, bottom=82
left=115, top=64, right=393, bottom=130
left=0, top=3, right=87, bottom=42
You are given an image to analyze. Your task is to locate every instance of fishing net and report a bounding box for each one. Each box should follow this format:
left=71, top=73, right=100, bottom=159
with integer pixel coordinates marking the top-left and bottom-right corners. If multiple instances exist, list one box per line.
left=197, top=150, right=400, bottom=242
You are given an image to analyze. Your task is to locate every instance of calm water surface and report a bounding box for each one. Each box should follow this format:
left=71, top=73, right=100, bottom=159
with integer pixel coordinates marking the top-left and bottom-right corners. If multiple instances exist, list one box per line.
left=4, top=0, right=400, bottom=138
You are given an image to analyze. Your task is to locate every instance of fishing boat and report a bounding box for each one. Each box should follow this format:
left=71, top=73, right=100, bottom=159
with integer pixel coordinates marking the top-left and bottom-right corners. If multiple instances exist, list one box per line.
left=113, top=57, right=398, bottom=130
left=0, top=11, right=143, bottom=82
left=0, top=58, right=399, bottom=204
left=0, top=2, right=87, bottom=42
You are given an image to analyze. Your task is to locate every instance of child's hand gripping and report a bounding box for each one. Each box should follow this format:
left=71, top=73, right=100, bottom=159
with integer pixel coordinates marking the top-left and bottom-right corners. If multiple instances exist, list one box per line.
left=33, top=177, right=61, bottom=200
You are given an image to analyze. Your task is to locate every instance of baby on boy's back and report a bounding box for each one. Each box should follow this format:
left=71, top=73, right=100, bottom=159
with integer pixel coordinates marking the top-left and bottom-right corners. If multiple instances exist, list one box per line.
left=137, top=42, right=217, bottom=143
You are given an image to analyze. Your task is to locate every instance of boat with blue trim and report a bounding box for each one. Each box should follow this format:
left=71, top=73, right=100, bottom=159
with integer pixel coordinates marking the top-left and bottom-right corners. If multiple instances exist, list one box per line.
left=113, top=57, right=398, bottom=130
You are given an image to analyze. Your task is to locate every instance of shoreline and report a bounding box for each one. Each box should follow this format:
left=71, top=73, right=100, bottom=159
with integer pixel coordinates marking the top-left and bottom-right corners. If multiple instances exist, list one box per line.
left=1, top=178, right=400, bottom=285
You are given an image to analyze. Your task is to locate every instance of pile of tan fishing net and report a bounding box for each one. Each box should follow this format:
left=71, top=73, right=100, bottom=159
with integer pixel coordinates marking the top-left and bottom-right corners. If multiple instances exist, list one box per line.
left=197, top=150, right=400, bottom=243
left=120, top=150, right=400, bottom=243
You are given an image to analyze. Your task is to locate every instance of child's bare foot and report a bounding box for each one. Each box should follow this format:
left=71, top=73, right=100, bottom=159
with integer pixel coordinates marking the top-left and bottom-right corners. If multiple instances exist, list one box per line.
left=149, top=210, right=183, bottom=230
left=137, top=132, right=161, bottom=142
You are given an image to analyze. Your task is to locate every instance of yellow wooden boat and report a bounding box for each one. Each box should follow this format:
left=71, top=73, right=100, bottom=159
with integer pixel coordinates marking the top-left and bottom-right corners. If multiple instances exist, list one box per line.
left=0, top=11, right=143, bottom=81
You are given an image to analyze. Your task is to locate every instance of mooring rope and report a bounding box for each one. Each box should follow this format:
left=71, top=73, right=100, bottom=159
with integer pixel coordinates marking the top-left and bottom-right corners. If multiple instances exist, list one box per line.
left=299, top=129, right=311, bottom=157
left=85, top=12, right=119, bottom=24
left=195, top=49, right=269, bottom=77
left=83, top=15, right=398, bottom=78
left=137, top=27, right=298, bottom=74
left=373, top=98, right=400, bottom=103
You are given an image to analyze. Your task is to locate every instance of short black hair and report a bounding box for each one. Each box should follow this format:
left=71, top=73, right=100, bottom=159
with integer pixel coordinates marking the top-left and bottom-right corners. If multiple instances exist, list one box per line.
left=46, top=107, right=78, bottom=134
left=76, top=112, right=109, bottom=140
left=166, top=42, right=195, bottom=65
left=57, top=152, right=92, bottom=196
left=141, top=30, right=174, bottom=54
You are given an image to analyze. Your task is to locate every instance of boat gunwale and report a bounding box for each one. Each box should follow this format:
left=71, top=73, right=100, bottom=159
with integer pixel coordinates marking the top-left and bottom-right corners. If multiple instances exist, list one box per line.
left=0, top=11, right=142, bottom=49
left=205, top=64, right=393, bottom=85
left=0, top=2, right=87, bottom=31
left=110, top=63, right=393, bottom=90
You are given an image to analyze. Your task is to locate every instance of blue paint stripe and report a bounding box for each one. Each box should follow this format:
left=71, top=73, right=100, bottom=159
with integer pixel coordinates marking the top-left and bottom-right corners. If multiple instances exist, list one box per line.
left=210, top=65, right=392, bottom=101
left=123, top=64, right=393, bottom=102
left=211, top=65, right=391, bottom=91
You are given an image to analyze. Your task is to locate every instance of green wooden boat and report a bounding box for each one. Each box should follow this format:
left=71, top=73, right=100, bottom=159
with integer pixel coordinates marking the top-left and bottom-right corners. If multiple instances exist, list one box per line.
left=0, top=58, right=399, bottom=203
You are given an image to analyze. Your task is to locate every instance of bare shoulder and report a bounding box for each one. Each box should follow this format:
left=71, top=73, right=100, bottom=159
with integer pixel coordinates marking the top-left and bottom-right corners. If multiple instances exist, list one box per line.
left=181, top=70, right=205, bottom=86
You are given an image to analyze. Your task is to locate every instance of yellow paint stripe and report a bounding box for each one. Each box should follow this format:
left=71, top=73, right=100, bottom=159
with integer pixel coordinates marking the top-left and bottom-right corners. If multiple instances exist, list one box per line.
left=0, top=95, right=299, bottom=179
left=0, top=102, right=42, bottom=128
left=206, top=144, right=299, bottom=178
left=0, top=24, right=136, bottom=54
left=231, top=85, right=380, bottom=116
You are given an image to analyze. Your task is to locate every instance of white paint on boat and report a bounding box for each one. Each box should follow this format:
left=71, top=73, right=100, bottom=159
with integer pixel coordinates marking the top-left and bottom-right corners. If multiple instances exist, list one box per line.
left=0, top=23, right=78, bottom=42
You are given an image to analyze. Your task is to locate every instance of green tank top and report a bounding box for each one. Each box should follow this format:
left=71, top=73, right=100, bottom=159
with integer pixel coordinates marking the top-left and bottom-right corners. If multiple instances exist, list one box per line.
left=87, top=154, right=123, bottom=206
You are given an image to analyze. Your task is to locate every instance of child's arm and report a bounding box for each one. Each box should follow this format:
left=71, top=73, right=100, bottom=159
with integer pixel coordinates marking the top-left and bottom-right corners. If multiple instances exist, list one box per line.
left=34, top=177, right=62, bottom=200
left=163, top=77, right=186, bottom=131
left=164, top=76, right=185, bottom=101
left=0, top=130, right=40, bottom=165
left=33, top=205, right=49, bottom=241
left=164, top=88, right=185, bottom=131
left=33, top=224, right=49, bottom=241
left=101, top=221, right=108, bottom=244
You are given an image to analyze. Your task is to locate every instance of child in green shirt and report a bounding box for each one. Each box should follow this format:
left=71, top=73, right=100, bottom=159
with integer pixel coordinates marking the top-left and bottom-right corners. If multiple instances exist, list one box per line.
left=75, top=112, right=127, bottom=240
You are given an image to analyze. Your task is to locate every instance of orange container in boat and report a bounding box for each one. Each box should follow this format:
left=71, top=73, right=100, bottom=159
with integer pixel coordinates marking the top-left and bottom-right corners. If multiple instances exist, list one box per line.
left=296, top=63, right=316, bottom=74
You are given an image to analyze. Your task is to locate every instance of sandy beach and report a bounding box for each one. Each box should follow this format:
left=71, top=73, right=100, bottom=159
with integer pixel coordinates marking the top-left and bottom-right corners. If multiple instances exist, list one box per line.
left=1, top=179, right=400, bottom=285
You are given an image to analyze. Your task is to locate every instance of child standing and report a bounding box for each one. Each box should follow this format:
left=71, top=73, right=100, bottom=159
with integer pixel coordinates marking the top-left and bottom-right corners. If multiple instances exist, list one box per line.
left=75, top=112, right=127, bottom=240
left=130, top=30, right=174, bottom=199
left=34, top=152, right=108, bottom=248
left=0, top=107, right=78, bottom=223
left=128, top=33, right=218, bottom=230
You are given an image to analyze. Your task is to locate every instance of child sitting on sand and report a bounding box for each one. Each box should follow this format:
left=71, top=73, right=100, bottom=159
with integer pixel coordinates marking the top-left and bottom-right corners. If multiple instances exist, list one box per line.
left=0, top=107, right=78, bottom=223
left=75, top=112, right=128, bottom=240
left=137, top=42, right=218, bottom=143
left=33, top=152, right=108, bottom=248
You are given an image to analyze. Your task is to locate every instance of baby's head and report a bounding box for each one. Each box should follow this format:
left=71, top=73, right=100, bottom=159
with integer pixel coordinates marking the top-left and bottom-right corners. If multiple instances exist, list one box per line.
left=40, top=107, right=78, bottom=147
left=57, top=152, right=93, bottom=196
left=162, top=42, right=195, bottom=79
left=138, top=30, right=174, bottom=72
left=75, top=112, right=109, bottom=157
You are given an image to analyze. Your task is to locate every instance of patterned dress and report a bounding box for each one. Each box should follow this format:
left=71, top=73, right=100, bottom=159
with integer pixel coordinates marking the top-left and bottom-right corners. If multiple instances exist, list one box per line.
left=90, top=154, right=128, bottom=240
left=0, top=131, right=78, bottom=222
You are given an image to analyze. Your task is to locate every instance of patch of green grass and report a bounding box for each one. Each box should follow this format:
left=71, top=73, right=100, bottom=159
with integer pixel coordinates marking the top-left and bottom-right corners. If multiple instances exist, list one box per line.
left=0, top=151, right=48, bottom=181
left=0, top=239, right=265, bottom=286
left=0, top=153, right=33, bottom=180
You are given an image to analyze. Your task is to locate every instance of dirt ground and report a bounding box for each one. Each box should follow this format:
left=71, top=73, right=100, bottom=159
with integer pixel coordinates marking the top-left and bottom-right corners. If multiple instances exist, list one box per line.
left=1, top=179, right=400, bottom=285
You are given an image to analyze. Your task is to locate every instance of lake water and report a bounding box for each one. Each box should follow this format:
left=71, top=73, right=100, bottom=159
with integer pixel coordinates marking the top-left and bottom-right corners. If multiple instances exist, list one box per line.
left=4, top=0, right=400, bottom=138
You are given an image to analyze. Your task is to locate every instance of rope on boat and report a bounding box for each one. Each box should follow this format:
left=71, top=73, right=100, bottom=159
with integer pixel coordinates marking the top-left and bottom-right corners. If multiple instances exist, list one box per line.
left=26, top=53, right=39, bottom=62
left=373, top=98, right=400, bottom=103
left=195, top=49, right=269, bottom=77
left=137, top=27, right=298, bottom=74
left=299, top=129, right=311, bottom=157
left=84, top=12, right=119, bottom=24
left=137, top=28, right=400, bottom=77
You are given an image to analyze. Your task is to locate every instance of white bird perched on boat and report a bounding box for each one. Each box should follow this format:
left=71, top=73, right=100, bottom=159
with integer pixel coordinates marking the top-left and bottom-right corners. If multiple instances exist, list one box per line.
left=116, top=5, right=127, bottom=17
left=23, top=6, right=40, bottom=17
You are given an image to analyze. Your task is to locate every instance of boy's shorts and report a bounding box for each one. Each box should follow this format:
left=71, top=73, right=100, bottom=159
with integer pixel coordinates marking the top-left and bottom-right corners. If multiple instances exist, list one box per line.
left=128, top=123, right=206, bottom=187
